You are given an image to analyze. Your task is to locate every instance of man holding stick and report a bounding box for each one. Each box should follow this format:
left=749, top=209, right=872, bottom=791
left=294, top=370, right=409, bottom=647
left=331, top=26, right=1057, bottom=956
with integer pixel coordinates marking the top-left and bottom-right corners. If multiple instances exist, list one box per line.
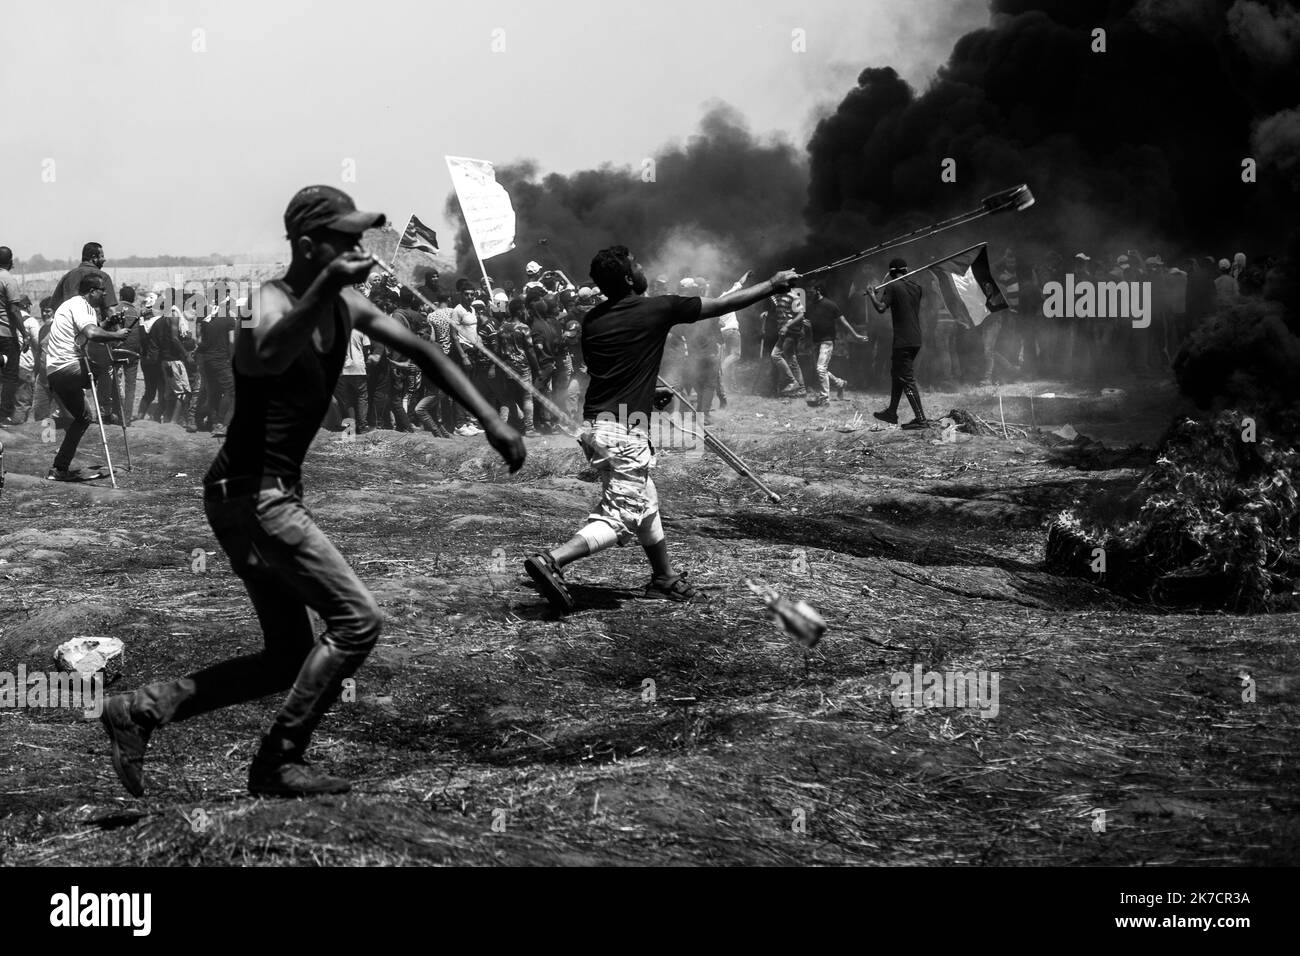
left=44, top=274, right=130, bottom=480
left=867, top=257, right=930, bottom=429
left=524, top=245, right=798, bottom=613
left=100, top=186, right=525, bottom=798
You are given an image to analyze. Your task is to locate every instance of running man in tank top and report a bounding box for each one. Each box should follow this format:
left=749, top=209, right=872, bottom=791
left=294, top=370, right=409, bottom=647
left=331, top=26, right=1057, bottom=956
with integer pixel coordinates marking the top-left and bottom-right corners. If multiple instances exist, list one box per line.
left=99, top=186, right=526, bottom=798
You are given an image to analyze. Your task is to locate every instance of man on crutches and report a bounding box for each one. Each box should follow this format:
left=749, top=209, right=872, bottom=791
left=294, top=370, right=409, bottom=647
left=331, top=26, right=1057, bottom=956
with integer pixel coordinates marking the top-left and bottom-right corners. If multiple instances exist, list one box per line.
left=42, top=274, right=129, bottom=482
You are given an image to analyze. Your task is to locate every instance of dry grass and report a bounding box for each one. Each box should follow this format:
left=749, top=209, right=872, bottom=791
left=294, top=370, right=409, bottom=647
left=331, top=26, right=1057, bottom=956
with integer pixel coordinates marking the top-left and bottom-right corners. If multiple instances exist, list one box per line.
left=1, top=374, right=1297, bottom=866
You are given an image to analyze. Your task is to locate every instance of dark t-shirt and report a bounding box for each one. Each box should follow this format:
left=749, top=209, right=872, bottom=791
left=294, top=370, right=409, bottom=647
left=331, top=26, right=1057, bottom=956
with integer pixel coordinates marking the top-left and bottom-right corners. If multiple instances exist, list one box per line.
left=195, top=314, right=237, bottom=358
left=884, top=280, right=923, bottom=348
left=582, top=293, right=703, bottom=420
left=50, top=264, right=118, bottom=313
left=809, top=298, right=843, bottom=343
left=206, top=283, right=350, bottom=485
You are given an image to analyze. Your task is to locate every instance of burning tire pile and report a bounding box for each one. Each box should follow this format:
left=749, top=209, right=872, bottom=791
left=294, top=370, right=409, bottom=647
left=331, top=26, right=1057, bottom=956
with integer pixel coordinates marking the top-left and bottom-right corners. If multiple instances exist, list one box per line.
left=1047, top=410, right=1300, bottom=612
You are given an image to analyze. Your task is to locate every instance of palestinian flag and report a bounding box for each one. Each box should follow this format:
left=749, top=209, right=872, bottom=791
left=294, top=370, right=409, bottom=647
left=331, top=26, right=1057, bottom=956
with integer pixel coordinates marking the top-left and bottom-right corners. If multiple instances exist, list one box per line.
left=397, top=214, right=439, bottom=257
left=929, top=243, right=1008, bottom=329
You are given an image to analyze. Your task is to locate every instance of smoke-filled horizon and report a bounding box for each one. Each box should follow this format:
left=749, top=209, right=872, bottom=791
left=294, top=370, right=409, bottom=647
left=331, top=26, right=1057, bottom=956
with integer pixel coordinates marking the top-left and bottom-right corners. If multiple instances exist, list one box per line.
left=447, top=0, right=1299, bottom=302
left=444, top=103, right=808, bottom=293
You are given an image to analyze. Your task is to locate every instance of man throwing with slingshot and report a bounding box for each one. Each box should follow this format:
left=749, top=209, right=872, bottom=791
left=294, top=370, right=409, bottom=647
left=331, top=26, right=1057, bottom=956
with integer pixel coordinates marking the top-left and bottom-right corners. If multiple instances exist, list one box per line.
left=100, top=186, right=526, bottom=797
left=525, top=245, right=798, bottom=613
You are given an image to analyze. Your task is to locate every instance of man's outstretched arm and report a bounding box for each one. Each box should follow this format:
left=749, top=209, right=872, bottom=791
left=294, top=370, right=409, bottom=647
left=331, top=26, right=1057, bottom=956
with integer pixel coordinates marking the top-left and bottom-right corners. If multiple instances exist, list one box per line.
left=697, top=270, right=800, bottom=321
left=350, top=291, right=525, bottom=472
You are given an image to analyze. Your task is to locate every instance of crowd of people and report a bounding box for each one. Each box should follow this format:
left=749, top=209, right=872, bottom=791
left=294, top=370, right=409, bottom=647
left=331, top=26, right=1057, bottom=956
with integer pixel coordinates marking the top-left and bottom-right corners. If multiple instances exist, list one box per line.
left=841, top=246, right=1281, bottom=394
left=0, top=241, right=1283, bottom=466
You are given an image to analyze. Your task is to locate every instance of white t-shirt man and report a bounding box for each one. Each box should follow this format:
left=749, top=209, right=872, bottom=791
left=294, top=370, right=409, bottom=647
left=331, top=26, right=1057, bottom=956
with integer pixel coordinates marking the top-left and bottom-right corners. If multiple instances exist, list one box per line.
left=452, top=302, right=480, bottom=349
left=45, top=295, right=101, bottom=375
left=341, top=328, right=370, bottom=376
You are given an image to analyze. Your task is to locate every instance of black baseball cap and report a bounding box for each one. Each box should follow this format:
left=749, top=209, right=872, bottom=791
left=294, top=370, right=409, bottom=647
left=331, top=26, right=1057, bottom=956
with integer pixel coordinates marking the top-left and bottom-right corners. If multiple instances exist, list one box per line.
left=284, top=185, right=386, bottom=238
left=888, top=257, right=908, bottom=271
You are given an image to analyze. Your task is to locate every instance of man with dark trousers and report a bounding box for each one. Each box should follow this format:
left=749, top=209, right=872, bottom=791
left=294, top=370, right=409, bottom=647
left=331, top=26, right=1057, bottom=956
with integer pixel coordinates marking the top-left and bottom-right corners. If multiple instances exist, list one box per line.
left=868, top=258, right=930, bottom=430
left=99, top=186, right=526, bottom=798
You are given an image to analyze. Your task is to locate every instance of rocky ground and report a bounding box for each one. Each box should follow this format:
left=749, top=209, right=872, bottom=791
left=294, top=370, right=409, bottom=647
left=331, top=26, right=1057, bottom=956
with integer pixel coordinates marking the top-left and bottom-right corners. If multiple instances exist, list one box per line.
left=1, top=372, right=1297, bottom=865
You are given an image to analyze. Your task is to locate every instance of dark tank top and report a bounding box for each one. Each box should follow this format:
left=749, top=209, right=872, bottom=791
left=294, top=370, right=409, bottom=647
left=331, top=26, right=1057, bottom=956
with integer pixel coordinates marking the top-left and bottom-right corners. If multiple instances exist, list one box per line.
left=205, top=281, right=350, bottom=486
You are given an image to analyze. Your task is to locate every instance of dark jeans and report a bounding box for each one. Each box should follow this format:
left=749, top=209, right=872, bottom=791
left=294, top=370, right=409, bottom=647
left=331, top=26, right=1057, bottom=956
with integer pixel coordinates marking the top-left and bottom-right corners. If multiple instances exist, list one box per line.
left=333, top=374, right=369, bottom=428
left=138, top=361, right=163, bottom=419
left=129, top=482, right=383, bottom=753
left=689, top=352, right=719, bottom=414
left=369, top=365, right=410, bottom=431
left=48, top=365, right=93, bottom=470
left=0, top=335, right=20, bottom=417
left=889, top=346, right=925, bottom=420
left=199, top=355, right=235, bottom=429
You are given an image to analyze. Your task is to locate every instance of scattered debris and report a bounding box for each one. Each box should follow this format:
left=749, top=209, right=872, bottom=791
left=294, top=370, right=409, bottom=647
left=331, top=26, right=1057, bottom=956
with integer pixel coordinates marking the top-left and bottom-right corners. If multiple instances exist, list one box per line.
left=744, top=578, right=827, bottom=648
left=1046, top=410, right=1300, bottom=612
left=54, top=637, right=125, bottom=677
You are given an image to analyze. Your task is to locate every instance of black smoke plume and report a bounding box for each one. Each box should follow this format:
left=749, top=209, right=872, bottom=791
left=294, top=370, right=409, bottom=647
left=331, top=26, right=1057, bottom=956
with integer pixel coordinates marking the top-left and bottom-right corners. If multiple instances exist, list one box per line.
left=444, top=104, right=806, bottom=289
left=803, top=0, right=1299, bottom=266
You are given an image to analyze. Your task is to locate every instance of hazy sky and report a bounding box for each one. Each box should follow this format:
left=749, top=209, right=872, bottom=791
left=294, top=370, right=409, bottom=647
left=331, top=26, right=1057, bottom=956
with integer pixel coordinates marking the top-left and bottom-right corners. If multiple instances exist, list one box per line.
left=0, top=0, right=988, bottom=261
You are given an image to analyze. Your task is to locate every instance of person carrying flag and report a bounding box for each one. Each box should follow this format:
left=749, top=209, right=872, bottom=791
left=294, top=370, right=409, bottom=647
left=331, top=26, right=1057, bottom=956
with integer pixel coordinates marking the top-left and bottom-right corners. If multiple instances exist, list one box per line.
left=867, top=258, right=930, bottom=429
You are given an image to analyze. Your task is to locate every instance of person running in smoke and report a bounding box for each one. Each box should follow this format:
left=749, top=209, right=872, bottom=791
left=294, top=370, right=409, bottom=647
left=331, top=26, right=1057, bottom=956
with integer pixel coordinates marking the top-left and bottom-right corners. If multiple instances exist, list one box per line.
left=769, top=291, right=807, bottom=397
left=99, top=186, right=525, bottom=798
left=523, top=245, right=798, bottom=613
left=804, top=280, right=866, bottom=407
left=867, top=257, right=930, bottom=430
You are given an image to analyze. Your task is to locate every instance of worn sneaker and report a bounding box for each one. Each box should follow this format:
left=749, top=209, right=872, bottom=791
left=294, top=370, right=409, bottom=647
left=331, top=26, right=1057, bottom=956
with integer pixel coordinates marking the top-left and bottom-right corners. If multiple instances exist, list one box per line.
left=873, top=409, right=899, bottom=425
left=248, top=757, right=351, bottom=797
left=645, top=571, right=704, bottom=603
left=524, top=552, right=575, bottom=612
left=901, top=418, right=932, bottom=430
left=47, top=466, right=102, bottom=482
left=835, top=381, right=846, bottom=400
left=806, top=395, right=828, bottom=408
left=453, top=424, right=478, bottom=437
left=101, top=695, right=152, bottom=797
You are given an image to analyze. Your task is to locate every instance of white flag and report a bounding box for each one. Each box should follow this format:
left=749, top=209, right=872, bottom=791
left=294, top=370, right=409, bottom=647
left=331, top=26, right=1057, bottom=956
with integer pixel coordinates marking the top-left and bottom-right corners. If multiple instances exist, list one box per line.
left=445, top=155, right=517, bottom=260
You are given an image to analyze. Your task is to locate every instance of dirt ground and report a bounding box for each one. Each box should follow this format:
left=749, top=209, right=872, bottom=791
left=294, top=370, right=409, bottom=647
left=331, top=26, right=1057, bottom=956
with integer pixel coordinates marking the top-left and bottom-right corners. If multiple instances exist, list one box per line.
left=2, top=370, right=1297, bottom=866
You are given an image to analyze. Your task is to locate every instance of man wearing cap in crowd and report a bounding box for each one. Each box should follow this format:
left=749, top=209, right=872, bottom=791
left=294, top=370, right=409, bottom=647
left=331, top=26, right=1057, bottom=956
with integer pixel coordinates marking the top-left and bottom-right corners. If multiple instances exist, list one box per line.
left=867, top=257, right=930, bottom=429
left=98, top=185, right=525, bottom=799
left=524, top=261, right=546, bottom=296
